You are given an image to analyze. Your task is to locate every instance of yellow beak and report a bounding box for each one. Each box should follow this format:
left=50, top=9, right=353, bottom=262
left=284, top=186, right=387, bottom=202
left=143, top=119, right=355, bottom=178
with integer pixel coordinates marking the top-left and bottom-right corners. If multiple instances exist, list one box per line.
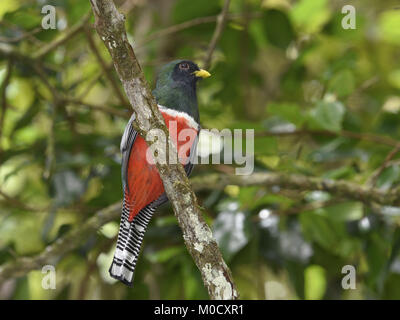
left=193, top=69, right=211, bottom=78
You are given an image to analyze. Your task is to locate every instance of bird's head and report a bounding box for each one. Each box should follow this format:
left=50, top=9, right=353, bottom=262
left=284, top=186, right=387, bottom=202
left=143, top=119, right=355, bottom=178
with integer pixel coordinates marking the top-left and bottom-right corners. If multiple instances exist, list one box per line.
left=153, top=60, right=211, bottom=122
left=156, top=60, right=211, bottom=88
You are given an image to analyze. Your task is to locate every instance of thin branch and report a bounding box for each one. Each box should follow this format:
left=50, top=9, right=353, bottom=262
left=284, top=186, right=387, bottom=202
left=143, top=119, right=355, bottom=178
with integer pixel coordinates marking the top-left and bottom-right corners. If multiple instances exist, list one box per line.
left=88, top=0, right=238, bottom=300
left=0, top=27, right=42, bottom=43
left=30, top=64, right=63, bottom=181
left=138, top=15, right=220, bottom=47
left=76, top=70, right=104, bottom=100
left=31, top=63, right=62, bottom=101
left=0, top=20, right=44, bottom=46
left=43, top=101, right=57, bottom=181
left=0, top=202, right=121, bottom=282
left=137, top=12, right=261, bottom=48
left=191, top=172, right=400, bottom=207
left=366, top=143, right=400, bottom=187
left=32, top=12, right=91, bottom=60
left=257, top=129, right=400, bottom=148
left=0, top=60, right=13, bottom=159
left=83, top=25, right=129, bottom=106
left=63, top=97, right=130, bottom=118
left=0, top=43, right=58, bottom=73
left=0, top=188, right=48, bottom=212
left=203, top=0, right=231, bottom=70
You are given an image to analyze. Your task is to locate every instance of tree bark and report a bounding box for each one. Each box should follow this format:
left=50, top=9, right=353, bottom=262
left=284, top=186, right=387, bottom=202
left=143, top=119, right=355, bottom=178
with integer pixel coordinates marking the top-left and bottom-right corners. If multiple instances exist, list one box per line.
left=88, top=0, right=238, bottom=300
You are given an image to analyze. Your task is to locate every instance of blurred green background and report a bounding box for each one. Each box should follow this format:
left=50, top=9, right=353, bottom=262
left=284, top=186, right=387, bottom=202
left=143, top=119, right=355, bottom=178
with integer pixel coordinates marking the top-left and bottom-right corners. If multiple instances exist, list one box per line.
left=1, top=0, right=400, bottom=299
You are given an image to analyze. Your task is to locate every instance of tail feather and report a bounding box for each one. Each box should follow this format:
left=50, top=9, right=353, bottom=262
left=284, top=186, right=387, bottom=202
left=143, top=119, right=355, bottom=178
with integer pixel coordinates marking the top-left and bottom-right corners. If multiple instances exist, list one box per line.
left=109, top=204, right=156, bottom=286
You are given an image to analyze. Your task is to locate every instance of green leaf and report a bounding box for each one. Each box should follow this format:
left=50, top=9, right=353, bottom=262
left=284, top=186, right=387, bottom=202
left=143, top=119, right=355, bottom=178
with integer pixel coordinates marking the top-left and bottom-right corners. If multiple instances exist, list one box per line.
left=309, top=101, right=345, bottom=132
left=267, top=102, right=306, bottom=126
left=291, top=0, right=330, bottom=33
left=365, top=233, right=390, bottom=291
left=314, top=202, right=364, bottom=222
left=304, top=265, right=326, bottom=300
left=379, top=10, right=400, bottom=45
left=0, top=1, right=21, bottom=20
left=148, top=246, right=185, bottom=263
left=328, top=70, right=355, bottom=97
left=322, top=166, right=355, bottom=180
left=263, top=9, right=295, bottom=49
left=376, top=165, right=400, bottom=191
left=300, top=212, right=360, bottom=257
left=388, top=69, right=400, bottom=90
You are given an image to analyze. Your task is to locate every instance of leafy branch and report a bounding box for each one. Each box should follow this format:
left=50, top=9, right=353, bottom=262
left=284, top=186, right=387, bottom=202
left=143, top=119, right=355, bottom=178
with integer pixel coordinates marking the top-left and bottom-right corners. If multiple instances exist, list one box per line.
left=2, top=170, right=400, bottom=283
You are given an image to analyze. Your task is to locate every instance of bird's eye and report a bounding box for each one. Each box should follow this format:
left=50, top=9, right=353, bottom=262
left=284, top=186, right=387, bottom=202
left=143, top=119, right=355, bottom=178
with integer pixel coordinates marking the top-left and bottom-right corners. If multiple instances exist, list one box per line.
left=179, top=62, right=190, bottom=71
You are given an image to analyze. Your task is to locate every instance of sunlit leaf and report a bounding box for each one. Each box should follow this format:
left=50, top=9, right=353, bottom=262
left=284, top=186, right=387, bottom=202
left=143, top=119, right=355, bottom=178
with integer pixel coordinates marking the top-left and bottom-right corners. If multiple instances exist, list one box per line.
left=304, top=265, right=326, bottom=300
left=309, top=101, right=345, bottom=132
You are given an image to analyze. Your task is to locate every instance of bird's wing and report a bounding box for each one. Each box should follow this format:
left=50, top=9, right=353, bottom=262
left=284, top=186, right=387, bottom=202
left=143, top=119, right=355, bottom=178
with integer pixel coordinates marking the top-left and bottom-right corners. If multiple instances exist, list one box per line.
left=120, top=113, right=137, bottom=192
left=183, top=125, right=200, bottom=177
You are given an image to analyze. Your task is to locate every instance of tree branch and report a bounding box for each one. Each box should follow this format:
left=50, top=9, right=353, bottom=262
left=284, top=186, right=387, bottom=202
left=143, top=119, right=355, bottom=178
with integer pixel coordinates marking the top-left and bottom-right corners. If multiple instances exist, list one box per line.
left=191, top=172, right=400, bottom=207
left=83, top=25, right=129, bottom=107
left=32, top=12, right=91, bottom=60
left=137, top=12, right=261, bottom=48
left=257, top=129, right=400, bottom=148
left=0, top=202, right=121, bottom=282
left=63, top=97, right=130, bottom=118
left=203, top=0, right=231, bottom=70
left=3, top=171, right=400, bottom=283
left=366, top=143, right=400, bottom=187
left=0, top=59, right=13, bottom=160
left=88, top=0, right=238, bottom=300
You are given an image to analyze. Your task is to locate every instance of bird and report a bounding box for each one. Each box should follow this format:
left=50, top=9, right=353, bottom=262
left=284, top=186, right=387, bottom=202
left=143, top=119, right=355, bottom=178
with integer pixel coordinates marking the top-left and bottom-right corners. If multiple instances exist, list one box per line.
left=109, top=60, right=211, bottom=286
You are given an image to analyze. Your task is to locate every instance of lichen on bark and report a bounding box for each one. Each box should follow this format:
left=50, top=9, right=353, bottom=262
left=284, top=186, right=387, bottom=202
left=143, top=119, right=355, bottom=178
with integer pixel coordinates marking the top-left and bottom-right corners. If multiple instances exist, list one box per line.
left=88, top=0, right=238, bottom=300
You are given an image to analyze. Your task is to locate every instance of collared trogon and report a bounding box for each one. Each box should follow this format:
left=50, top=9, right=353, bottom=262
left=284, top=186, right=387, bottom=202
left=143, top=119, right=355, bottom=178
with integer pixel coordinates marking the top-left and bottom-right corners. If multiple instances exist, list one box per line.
left=109, top=60, right=211, bottom=286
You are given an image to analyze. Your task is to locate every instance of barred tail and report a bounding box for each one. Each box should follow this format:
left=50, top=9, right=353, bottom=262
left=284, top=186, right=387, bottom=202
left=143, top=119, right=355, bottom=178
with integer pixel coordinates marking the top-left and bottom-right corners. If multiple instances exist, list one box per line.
left=109, top=204, right=156, bottom=286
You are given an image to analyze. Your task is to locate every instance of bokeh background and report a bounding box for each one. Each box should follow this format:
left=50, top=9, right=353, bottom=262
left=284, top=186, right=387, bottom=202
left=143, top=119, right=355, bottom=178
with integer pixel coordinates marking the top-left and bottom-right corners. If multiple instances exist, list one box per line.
left=1, top=0, right=400, bottom=299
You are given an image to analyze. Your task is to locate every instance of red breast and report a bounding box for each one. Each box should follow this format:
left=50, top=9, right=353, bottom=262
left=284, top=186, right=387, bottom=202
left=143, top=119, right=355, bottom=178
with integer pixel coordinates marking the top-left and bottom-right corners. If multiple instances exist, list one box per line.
left=125, top=109, right=198, bottom=221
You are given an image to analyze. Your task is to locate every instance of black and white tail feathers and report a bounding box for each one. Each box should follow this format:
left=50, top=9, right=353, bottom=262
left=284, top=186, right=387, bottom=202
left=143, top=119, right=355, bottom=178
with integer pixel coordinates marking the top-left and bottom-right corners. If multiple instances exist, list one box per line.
left=108, top=112, right=151, bottom=286
left=108, top=195, right=156, bottom=286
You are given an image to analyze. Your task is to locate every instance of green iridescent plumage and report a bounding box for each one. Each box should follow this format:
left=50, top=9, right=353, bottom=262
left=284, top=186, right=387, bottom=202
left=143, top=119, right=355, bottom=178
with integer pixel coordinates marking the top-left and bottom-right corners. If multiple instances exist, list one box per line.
left=152, top=60, right=200, bottom=123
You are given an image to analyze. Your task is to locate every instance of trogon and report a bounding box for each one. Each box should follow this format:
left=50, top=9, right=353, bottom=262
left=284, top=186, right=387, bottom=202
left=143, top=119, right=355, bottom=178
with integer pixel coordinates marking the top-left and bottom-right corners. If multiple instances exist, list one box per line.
left=109, top=60, right=211, bottom=286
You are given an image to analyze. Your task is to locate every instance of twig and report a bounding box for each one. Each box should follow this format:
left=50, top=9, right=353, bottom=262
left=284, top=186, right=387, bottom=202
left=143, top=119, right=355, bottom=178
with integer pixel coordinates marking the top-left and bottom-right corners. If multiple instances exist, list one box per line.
left=257, top=129, right=400, bottom=148
left=77, top=237, right=115, bottom=299
left=137, top=12, right=261, bottom=48
left=31, top=63, right=62, bottom=101
left=366, top=143, right=400, bottom=187
left=63, top=97, right=130, bottom=118
left=0, top=60, right=13, bottom=159
left=32, top=12, right=91, bottom=60
left=0, top=27, right=42, bottom=43
left=203, top=0, right=231, bottom=70
left=0, top=202, right=122, bottom=282
left=89, top=0, right=238, bottom=300
left=76, top=70, right=105, bottom=100
left=83, top=25, right=129, bottom=107
left=0, top=188, right=48, bottom=212
left=138, top=15, right=220, bottom=47
left=30, top=64, right=61, bottom=181
left=0, top=20, right=44, bottom=46
left=43, top=101, right=57, bottom=181
left=191, top=172, right=400, bottom=206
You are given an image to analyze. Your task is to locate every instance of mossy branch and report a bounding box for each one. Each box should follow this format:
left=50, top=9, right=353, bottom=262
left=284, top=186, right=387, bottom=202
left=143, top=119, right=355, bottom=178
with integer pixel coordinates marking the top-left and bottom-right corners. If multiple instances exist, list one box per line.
left=2, top=171, right=400, bottom=284
left=87, top=0, right=238, bottom=300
